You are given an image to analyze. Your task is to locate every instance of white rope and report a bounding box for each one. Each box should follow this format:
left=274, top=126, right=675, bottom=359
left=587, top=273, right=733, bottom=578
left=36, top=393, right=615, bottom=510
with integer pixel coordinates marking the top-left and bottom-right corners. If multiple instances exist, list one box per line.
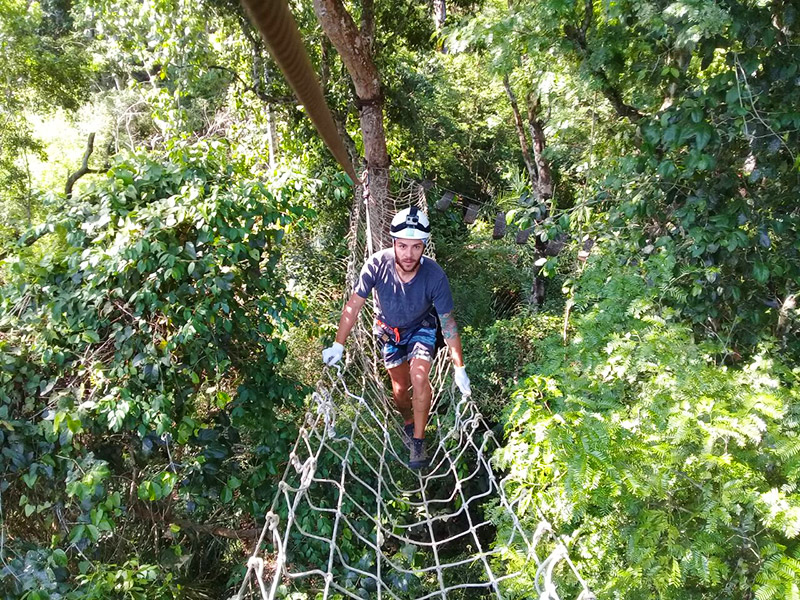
left=233, top=176, right=593, bottom=600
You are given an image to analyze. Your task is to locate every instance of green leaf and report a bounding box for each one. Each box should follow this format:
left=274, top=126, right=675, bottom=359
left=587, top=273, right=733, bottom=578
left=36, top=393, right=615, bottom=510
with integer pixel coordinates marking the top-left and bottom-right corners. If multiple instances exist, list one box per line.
left=66, top=413, right=83, bottom=434
left=725, top=86, right=741, bottom=105
left=401, top=543, right=416, bottom=563
left=53, top=411, right=65, bottom=433
left=184, top=241, right=197, bottom=259
left=82, top=330, right=100, bottom=343
left=662, top=124, right=680, bottom=146
left=694, top=124, right=713, bottom=151
left=138, top=481, right=152, bottom=500
left=69, top=525, right=86, bottom=543
left=216, top=391, right=231, bottom=408
left=51, top=549, right=68, bottom=567
left=753, top=261, right=770, bottom=283
left=115, top=169, right=135, bottom=185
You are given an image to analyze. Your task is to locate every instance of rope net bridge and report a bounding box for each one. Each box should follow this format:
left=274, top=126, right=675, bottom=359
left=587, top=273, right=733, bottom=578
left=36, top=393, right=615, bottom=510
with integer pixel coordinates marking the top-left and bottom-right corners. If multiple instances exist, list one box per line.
left=234, top=176, right=593, bottom=600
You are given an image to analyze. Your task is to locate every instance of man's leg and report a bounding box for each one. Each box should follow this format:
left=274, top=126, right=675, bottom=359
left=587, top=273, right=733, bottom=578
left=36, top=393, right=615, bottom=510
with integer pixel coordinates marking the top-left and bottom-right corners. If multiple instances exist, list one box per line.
left=409, top=357, right=432, bottom=439
left=387, top=362, right=413, bottom=425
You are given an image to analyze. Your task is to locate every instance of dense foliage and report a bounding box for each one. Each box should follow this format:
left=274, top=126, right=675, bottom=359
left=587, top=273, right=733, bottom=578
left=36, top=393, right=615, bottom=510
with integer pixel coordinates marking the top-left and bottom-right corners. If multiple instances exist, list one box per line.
left=495, top=247, right=800, bottom=599
left=0, top=0, right=89, bottom=240
left=455, top=0, right=800, bottom=352
left=1, top=142, right=310, bottom=597
left=0, top=0, right=798, bottom=597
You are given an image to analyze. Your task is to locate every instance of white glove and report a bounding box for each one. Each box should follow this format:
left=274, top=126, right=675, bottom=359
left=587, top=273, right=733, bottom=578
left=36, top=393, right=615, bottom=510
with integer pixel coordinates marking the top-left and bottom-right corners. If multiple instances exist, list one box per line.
left=322, top=342, right=344, bottom=366
left=454, top=365, right=471, bottom=396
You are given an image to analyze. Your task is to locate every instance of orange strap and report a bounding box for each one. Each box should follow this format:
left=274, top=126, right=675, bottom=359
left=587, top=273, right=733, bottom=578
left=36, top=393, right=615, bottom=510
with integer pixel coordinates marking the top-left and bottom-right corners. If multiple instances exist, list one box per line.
left=375, top=318, right=400, bottom=343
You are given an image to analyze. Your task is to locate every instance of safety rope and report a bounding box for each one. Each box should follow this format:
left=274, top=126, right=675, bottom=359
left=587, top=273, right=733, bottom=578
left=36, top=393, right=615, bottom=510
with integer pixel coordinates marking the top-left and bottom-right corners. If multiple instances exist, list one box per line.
left=239, top=0, right=357, bottom=180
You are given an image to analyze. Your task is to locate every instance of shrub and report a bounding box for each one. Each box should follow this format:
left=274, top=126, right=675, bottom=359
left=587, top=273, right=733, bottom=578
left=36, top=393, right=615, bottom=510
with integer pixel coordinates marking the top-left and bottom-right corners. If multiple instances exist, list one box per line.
left=496, top=247, right=800, bottom=600
left=0, top=140, right=310, bottom=597
left=462, top=311, right=561, bottom=422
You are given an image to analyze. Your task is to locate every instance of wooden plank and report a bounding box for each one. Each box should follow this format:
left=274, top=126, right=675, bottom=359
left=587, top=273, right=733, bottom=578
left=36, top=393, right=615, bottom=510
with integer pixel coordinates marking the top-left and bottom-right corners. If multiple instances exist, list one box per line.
left=515, top=227, right=532, bottom=244
left=492, top=211, right=506, bottom=239
left=464, top=203, right=479, bottom=224
left=435, top=190, right=454, bottom=210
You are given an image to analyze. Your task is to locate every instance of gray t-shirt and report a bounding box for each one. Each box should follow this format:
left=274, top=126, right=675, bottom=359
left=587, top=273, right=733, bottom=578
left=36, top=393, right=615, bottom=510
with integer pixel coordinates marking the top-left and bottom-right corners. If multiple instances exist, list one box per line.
left=354, top=248, right=454, bottom=330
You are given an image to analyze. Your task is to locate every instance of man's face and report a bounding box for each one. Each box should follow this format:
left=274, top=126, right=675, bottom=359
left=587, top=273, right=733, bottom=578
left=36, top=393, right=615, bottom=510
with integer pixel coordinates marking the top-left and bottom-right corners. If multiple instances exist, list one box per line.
left=393, top=238, right=425, bottom=273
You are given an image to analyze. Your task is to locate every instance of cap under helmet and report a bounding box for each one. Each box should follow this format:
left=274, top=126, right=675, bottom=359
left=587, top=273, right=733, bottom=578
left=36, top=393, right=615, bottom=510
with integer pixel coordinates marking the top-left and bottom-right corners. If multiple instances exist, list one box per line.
left=390, top=206, right=431, bottom=240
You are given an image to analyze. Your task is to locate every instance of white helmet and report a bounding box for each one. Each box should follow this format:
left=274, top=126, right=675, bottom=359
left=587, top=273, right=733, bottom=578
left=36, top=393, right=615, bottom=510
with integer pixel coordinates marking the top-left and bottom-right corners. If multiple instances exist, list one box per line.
left=390, top=206, right=431, bottom=240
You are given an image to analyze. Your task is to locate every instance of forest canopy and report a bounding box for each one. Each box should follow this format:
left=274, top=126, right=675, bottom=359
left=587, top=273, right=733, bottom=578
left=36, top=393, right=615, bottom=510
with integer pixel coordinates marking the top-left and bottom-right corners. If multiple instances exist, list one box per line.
left=0, top=0, right=798, bottom=598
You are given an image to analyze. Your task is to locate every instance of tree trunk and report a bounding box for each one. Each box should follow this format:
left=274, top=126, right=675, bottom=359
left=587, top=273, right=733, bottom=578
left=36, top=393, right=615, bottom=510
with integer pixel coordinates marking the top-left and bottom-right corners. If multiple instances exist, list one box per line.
left=266, top=104, right=277, bottom=169
left=259, top=59, right=279, bottom=169
left=503, top=74, right=538, bottom=188
left=314, top=0, right=391, bottom=249
left=433, top=0, right=447, bottom=52
left=525, top=90, right=553, bottom=199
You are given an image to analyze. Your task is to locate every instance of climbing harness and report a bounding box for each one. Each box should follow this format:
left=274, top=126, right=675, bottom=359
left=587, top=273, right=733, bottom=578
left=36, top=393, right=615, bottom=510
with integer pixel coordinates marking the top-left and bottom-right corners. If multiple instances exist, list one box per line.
left=375, top=317, right=401, bottom=344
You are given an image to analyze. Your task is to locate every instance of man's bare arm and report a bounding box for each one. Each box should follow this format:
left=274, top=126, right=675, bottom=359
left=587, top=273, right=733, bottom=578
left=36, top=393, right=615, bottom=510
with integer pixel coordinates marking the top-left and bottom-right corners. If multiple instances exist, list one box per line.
left=335, top=292, right=367, bottom=345
left=439, top=312, right=465, bottom=367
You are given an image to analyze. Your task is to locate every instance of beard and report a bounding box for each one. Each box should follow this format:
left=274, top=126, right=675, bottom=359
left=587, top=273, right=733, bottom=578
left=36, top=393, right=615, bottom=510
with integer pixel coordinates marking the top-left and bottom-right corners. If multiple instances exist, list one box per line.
left=395, top=254, right=421, bottom=274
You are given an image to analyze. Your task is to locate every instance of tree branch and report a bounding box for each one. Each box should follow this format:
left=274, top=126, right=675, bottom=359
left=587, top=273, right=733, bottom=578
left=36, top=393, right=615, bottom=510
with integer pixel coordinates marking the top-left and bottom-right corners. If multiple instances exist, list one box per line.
left=314, top=0, right=389, bottom=172
left=580, top=0, right=592, bottom=39
left=360, top=0, right=376, bottom=53
left=594, top=69, right=644, bottom=122
left=503, top=74, right=538, bottom=187
left=65, top=133, right=99, bottom=199
left=320, top=38, right=331, bottom=92
left=236, top=10, right=270, bottom=97
left=563, top=2, right=644, bottom=123
left=171, top=518, right=260, bottom=541
left=313, top=0, right=381, bottom=101
left=237, top=10, right=262, bottom=48
left=525, top=89, right=554, bottom=199
left=206, top=65, right=293, bottom=105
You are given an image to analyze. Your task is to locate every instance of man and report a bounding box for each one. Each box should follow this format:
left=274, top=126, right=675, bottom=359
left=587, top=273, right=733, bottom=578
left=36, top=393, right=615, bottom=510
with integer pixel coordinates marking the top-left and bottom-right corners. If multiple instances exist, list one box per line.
left=321, top=207, right=472, bottom=469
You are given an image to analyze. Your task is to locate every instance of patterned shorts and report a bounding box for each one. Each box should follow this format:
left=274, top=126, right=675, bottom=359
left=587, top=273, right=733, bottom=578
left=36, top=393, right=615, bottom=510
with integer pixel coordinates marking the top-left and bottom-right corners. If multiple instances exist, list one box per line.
left=377, top=324, right=437, bottom=369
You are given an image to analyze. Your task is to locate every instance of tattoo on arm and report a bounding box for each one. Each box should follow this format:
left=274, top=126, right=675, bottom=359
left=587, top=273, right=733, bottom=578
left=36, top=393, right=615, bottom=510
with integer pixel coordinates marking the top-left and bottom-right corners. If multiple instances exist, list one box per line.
left=439, top=312, right=458, bottom=341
